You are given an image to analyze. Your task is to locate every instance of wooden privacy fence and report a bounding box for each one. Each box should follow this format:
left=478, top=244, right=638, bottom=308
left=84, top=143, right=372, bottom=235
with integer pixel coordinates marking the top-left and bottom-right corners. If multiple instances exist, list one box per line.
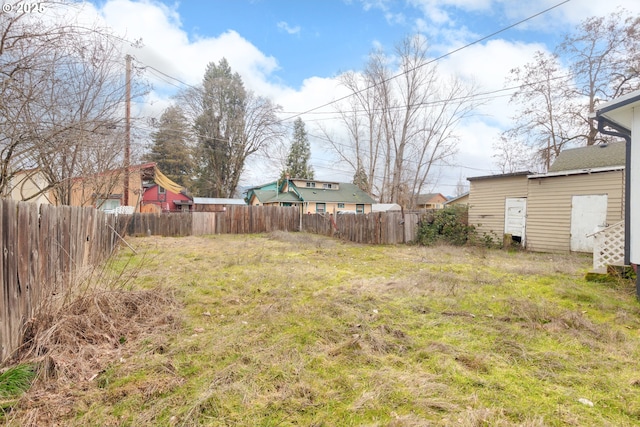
left=302, top=212, right=421, bottom=244
left=1, top=200, right=119, bottom=362
left=117, top=205, right=300, bottom=237
left=0, top=201, right=449, bottom=362
left=118, top=208, right=422, bottom=244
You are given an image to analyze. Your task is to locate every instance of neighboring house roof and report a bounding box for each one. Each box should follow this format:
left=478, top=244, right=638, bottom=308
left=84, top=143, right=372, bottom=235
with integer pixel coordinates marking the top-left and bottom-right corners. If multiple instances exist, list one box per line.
left=444, top=192, right=469, bottom=205
left=415, top=193, right=446, bottom=205
left=247, top=180, right=375, bottom=205
left=193, top=197, right=247, bottom=205
left=548, top=142, right=625, bottom=172
left=250, top=189, right=301, bottom=204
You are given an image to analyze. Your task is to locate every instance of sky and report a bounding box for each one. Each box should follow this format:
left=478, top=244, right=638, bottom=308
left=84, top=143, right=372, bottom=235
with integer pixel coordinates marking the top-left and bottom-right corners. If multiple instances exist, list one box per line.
left=76, top=0, right=640, bottom=196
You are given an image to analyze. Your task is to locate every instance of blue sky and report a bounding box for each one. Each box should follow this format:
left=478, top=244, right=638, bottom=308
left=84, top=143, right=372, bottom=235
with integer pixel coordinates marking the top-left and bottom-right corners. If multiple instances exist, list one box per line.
left=150, top=0, right=567, bottom=89
left=84, top=0, right=640, bottom=193
left=177, top=1, right=393, bottom=87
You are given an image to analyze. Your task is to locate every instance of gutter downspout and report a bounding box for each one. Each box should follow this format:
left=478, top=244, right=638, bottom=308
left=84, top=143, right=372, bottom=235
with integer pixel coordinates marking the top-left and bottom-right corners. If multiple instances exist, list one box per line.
left=596, top=117, right=631, bottom=266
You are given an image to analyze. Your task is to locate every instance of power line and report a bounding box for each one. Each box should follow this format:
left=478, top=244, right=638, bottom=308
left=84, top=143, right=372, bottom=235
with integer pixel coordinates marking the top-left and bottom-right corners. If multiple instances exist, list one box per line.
left=130, top=1, right=570, bottom=189
left=277, top=0, right=572, bottom=123
left=130, top=1, right=572, bottom=122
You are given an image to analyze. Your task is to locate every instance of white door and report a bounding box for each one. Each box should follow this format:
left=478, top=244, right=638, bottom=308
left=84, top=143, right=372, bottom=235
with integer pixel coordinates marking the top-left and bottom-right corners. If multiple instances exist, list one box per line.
left=570, top=194, right=608, bottom=253
left=504, top=197, right=527, bottom=242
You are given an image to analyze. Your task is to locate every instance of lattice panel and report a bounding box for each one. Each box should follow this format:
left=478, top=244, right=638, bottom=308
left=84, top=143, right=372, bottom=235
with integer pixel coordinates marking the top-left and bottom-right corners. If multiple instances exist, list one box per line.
left=592, top=221, right=625, bottom=270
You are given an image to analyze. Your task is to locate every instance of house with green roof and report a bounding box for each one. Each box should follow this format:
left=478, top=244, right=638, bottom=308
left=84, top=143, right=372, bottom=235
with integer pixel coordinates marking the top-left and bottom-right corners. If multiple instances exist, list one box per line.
left=246, top=177, right=375, bottom=214
left=468, top=142, right=625, bottom=255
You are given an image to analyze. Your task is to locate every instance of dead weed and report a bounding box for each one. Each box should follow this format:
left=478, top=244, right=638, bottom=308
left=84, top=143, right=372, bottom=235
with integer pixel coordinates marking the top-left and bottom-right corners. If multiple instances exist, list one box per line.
left=4, top=286, right=182, bottom=427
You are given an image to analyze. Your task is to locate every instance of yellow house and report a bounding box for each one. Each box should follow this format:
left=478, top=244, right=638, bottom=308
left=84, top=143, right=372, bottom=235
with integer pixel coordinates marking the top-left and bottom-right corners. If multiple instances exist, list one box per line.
left=415, top=193, right=448, bottom=209
left=246, top=178, right=375, bottom=214
left=69, top=162, right=159, bottom=212
left=8, top=168, right=55, bottom=205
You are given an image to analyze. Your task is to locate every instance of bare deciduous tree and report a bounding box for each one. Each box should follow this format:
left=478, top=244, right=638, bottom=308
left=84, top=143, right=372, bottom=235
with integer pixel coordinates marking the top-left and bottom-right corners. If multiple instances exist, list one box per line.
left=559, top=9, right=640, bottom=146
left=323, top=35, right=479, bottom=207
left=502, top=9, right=640, bottom=172
left=500, top=51, right=579, bottom=171
left=0, top=1, right=147, bottom=204
left=179, top=58, right=285, bottom=198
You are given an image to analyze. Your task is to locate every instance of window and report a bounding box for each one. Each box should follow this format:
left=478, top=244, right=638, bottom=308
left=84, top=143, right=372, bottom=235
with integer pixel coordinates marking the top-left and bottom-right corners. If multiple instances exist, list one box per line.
left=96, top=198, right=121, bottom=212
left=323, top=183, right=332, bottom=189
left=158, top=186, right=166, bottom=194
left=306, top=182, right=316, bottom=188
left=316, top=203, right=326, bottom=213
left=356, top=204, right=364, bottom=213
left=337, top=203, right=345, bottom=209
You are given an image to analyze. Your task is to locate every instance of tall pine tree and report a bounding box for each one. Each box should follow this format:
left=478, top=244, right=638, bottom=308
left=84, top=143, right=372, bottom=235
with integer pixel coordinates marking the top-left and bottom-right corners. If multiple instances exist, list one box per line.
left=191, top=58, right=283, bottom=197
left=282, top=118, right=313, bottom=179
left=194, top=59, right=247, bottom=197
left=148, top=105, right=193, bottom=188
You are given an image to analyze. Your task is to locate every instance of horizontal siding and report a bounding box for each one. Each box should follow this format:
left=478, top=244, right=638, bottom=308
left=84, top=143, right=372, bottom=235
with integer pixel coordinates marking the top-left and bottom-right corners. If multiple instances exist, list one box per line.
left=526, top=170, right=624, bottom=253
left=468, top=176, right=529, bottom=241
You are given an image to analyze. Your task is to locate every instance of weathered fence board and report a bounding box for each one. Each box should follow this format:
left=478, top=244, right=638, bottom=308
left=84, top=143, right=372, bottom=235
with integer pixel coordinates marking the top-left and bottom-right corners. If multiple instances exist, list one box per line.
left=1, top=201, right=119, bottom=362
left=301, top=212, right=416, bottom=245
left=117, top=206, right=300, bottom=237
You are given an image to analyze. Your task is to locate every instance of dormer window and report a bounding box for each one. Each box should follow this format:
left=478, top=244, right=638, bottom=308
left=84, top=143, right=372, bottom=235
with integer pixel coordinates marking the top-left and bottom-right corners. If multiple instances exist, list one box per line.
left=306, top=182, right=316, bottom=188
left=323, top=183, right=332, bottom=189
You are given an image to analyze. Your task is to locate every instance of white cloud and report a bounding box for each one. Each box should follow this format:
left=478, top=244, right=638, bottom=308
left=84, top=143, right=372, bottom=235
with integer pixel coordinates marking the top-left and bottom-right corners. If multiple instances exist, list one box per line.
left=277, top=21, right=301, bottom=35
left=76, top=0, right=640, bottom=191
left=439, top=39, right=552, bottom=127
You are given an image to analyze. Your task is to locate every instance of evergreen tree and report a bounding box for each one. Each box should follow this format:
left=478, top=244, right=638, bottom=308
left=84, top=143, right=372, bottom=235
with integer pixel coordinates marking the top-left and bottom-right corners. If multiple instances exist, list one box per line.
left=190, top=58, right=283, bottom=197
left=282, top=118, right=313, bottom=179
left=148, top=105, right=193, bottom=187
left=194, top=59, right=246, bottom=197
left=353, top=165, right=369, bottom=193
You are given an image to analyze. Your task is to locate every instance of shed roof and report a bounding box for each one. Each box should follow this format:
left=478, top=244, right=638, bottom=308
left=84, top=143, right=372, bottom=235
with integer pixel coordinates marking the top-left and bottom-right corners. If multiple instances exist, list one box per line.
left=548, top=142, right=625, bottom=172
left=372, top=203, right=402, bottom=212
left=467, top=171, right=532, bottom=181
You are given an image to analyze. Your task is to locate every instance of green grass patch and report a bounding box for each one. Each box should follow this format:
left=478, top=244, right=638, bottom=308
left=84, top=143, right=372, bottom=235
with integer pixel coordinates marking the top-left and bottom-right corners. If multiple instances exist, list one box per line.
left=5, top=232, right=640, bottom=426
left=0, top=364, right=35, bottom=398
left=0, top=364, right=36, bottom=419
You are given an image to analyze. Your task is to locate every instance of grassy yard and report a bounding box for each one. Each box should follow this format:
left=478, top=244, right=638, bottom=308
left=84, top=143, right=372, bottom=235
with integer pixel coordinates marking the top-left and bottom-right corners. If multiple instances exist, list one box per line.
left=4, top=232, right=640, bottom=426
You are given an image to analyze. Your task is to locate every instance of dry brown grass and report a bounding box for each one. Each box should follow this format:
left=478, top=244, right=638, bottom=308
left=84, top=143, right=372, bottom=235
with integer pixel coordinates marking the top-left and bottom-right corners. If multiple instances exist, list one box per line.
left=3, top=233, right=640, bottom=426
left=3, top=255, right=182, bottom=426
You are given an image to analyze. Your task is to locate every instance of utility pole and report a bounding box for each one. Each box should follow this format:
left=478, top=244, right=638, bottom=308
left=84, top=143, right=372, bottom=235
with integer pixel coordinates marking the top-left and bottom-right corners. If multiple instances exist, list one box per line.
left=124, top=54, right=131, bottom=207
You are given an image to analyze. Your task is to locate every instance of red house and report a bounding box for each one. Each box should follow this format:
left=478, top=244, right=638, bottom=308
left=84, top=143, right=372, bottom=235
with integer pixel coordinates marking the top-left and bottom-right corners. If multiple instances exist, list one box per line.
left=141, top=184, right=193, bottom=213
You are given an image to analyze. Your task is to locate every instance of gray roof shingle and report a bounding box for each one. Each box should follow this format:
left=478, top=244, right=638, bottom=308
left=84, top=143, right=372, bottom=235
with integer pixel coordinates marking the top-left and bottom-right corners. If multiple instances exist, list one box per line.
left=548, top=142, right=625, bottom=172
